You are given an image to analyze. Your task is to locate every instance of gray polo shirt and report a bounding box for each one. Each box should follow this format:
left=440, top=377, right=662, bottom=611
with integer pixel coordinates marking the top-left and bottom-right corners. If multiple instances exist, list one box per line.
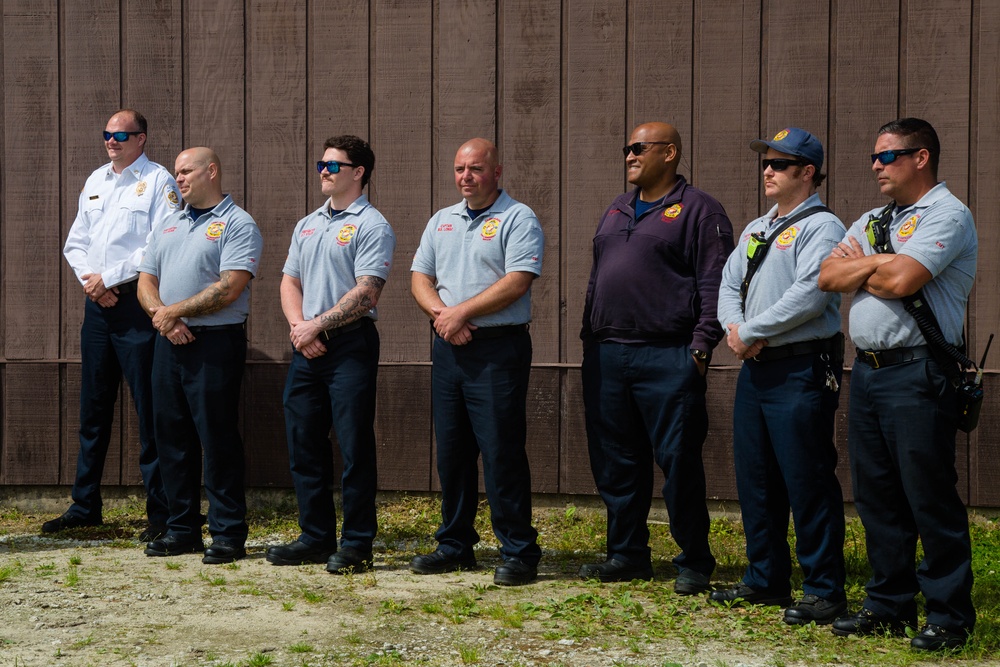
left=282, top=195, right=396, bottom=321
left=411, top=189, right=544, bottom=327
left=843, top=182, right=977, bottom=350
left=718, top=193, right=843, bottom=347
left=139, top=195, right=262, bottom=326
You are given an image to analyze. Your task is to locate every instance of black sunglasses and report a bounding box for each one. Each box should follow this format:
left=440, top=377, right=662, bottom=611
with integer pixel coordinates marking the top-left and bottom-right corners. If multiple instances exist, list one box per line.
left=622, top=141, right=671, bottom=157
left=762, top=158, right=808, bottom=172
left=103, top=131, right=142, bottom=142
left=316, top=160, right=358, bottom=174
left=871, top=148, right=923, bottom=165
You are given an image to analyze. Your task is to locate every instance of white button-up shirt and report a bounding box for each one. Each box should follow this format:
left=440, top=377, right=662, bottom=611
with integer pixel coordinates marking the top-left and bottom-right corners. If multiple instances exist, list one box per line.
left=64, top=153, right=181, bottom=288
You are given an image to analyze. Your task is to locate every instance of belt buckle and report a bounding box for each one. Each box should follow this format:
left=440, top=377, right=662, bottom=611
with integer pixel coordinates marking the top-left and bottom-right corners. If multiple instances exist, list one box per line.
left=863, top=350, right=881, bottom=369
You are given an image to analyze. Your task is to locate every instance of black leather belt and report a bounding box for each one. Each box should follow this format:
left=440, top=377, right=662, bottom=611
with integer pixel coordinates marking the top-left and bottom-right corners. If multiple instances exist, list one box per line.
left=319, top=319, right=370, bottom=341
left=188, top=322, right=246, bottom=333
left=856, top=345, right=933, bottom=369
left=470, top=324, right=528, bottom=340
left=752, top=334, right=843, bottom=363
left=115, top=280, right=139, bottom=295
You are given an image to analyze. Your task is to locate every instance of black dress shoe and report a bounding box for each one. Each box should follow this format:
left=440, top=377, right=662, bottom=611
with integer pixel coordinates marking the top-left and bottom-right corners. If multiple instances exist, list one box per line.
left=144, top=534, right=204, bottom=557
left=327, top=547, right=373, bottom=574
left=203, top=542, right=246, bottom=565
left=910, top=624, right=969, bottom=651
left=578, top=559, right=653, bottom=583
left=266, top=540, right=336, bottom=566
left=831, top=607, right=916, bottom=637
left=139, top=524, right=168, bottom=542
left=783, top=595, right=848, bottom=625
left=41, top=512, right=102, bottom=534
left=674, top=569, right=712, bottom=595
left=494, top=558, right=538, bottom=586
left=410, top=550, right=477, bottom=574
left=709, top=582, right=793, bottom=607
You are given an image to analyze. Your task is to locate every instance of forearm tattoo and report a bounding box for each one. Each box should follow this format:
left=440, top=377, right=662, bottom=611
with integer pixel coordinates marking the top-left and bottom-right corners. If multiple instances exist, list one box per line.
left=317, top=276, right=386, bottom=330
left=185, top=270, right=236, bottom=317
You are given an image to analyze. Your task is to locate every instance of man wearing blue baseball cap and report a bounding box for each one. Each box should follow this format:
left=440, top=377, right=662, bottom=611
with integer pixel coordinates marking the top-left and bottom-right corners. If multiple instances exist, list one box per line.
left=714, top=127, right=848, bottom=625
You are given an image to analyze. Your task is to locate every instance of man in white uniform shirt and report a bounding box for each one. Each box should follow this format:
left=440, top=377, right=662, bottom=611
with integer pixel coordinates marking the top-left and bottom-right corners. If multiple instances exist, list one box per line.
left=52, top=109, right=180, bottom=540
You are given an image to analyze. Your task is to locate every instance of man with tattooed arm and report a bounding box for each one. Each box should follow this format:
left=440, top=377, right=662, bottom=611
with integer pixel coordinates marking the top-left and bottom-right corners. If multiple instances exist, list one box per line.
left=137, top=147, right=263, bottom=565
left=266, top=136, right=396, bottom=574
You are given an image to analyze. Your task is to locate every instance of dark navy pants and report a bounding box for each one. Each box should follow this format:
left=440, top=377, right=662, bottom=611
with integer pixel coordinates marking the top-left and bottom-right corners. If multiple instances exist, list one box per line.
left=283, top=320, right=379, bottom=551
left=152, top=328, right=248, bottom=545
left=71, top=294, right=168, bottom=525
left=733, top=353, right=845, bottom=600
left=581, top=342, right=715, bottom=576
left=431, top=330, right=540, bottom=565
left=848, top=358, right=975, bottom=632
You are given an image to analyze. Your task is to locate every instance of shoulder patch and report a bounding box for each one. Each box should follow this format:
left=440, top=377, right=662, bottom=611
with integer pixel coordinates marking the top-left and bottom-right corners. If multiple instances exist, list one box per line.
left=163, top=183, right=181, bottom=210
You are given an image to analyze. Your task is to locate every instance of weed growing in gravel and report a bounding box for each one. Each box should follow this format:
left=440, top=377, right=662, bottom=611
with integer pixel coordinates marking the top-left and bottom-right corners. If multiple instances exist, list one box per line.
left=288, top=641, right=313, bottom=653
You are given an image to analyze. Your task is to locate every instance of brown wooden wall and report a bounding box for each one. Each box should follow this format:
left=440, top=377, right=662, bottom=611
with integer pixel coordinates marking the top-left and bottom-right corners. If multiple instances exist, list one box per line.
left=1, top=1, right=998, bottom=505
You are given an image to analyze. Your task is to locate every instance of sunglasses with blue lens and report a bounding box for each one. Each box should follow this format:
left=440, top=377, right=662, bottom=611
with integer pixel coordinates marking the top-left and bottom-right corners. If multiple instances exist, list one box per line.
left=870, top=148, right=923, bottom=165
left=316, top=160, right=358, bottom=174
left=103, top=130, right=142, bottom=142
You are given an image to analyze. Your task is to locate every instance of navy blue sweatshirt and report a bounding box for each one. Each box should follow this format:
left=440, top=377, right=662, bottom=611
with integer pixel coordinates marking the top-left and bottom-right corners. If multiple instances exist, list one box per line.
left=581, top=176, right=734, bottom=352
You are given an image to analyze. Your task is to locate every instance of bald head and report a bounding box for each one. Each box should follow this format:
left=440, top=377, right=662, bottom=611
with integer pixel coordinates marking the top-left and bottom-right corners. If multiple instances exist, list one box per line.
left=454, top=138, right=503, bottom=209
left=175, top=147, right=224, bottom=209
left=626, top=122, right=683, bottom=199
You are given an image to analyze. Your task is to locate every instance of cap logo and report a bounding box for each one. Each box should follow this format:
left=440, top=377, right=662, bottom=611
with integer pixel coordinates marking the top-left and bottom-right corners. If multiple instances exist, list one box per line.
left=773, top=129, right=790, bottom=141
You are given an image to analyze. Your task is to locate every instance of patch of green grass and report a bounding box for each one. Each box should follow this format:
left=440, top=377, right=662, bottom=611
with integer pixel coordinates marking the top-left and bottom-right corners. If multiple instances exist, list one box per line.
left=288, top=642, right=313, bottom=653
left=245, top=652, right=273, bottom=666
left=457, top=642, right=479, bottom=664
left=281, top=601, right=295, bottom=612
left=68, top=554, right=82, bottom=566
left=34, top=563, right=57, bottom=577
left=379, top=598, right=408, bottom=615
left=65, top=564, right=80, bottom=587
left=0, top=561, right=23, bottom=583
left=165, top=561, right=182, bottom=571
left=300, top=588, right=325, bottom=604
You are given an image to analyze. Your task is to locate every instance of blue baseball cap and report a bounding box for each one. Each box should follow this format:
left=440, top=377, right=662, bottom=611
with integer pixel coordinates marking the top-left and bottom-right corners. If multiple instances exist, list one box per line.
left=750, top=127, right=824, bottom=170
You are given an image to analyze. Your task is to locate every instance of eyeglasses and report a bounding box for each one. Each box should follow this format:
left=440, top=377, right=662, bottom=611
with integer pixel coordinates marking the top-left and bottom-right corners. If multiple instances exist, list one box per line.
left=870, top=148, right=923, bottom=165
left=316, top=160, right=358, bottom=174
left=622, top=141, right=672, bottom=157
left=103, top=131, right=142, bottom=142
left=762, top=158, right=808, bottom=172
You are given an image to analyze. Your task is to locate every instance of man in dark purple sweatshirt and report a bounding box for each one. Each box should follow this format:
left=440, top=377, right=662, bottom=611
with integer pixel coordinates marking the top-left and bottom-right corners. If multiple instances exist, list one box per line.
left=579, top=122, right=734, bottom=593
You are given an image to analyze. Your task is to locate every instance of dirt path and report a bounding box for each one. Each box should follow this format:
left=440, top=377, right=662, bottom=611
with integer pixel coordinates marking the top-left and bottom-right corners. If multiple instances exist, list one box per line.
left=1, top=531, right=765, bottom=667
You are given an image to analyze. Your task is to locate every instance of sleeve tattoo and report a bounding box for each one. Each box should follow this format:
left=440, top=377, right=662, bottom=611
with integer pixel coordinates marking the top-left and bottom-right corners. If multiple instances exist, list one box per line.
left=317, top=275, right=386, bottom=330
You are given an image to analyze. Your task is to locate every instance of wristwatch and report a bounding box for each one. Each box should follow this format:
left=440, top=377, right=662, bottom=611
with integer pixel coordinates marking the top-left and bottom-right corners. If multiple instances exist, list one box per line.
left=690, top=348, right=708, bottom=361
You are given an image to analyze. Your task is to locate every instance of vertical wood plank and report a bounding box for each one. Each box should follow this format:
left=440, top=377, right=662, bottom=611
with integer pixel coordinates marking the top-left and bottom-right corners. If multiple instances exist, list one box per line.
left=703, top=368, right=737, bottom=501
left=969, top=2, right=1000, bottom=507
left=2, top=365, right=60, bottom=483
left=3, top=1, right=60, bottom=360
left=563, top=0, right=627, bottom=366
left=691, top=1, right=760, bottom=230
left=370, top=0, right=433, bottom=364
left=499, top=0, right=560, bottom=364
left=433, top=0, right=495, bottom=212
left=560, top=367, right=597, bottom=494
left=122, top=0, right=182, bottom=171
left=307, top=0, right=369, bottom=211
left=627, top=0, right=693, bottom=160
left=376, top=364, right=432, bottom=491
left=243, top=363, right=293, bottom=487
left=184, top=0, right=246, bottom=207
